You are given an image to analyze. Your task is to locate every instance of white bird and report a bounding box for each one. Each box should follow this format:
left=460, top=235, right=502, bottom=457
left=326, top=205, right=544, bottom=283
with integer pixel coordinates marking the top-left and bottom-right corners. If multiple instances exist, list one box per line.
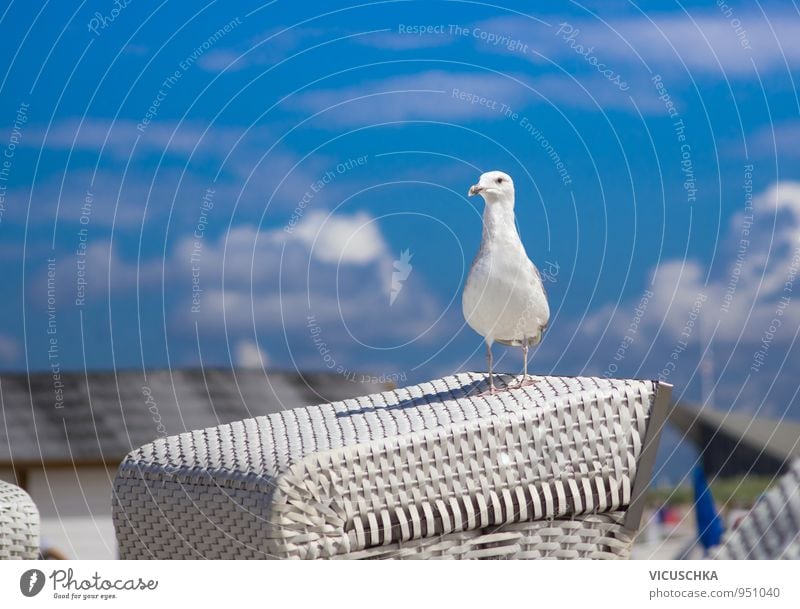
left=462, top=171, right=550, bottom=394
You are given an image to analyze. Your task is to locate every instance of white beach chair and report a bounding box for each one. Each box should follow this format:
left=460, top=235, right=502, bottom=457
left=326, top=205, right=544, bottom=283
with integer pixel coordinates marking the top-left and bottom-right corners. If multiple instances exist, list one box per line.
left=713, top=459, right=800, bottom=559
left=113, top=373, right=670, bottom=559
left=0, top=479, right=39, bottom=560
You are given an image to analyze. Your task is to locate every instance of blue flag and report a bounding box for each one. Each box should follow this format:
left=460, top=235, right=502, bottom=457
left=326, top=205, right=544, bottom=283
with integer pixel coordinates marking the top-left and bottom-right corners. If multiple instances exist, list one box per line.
left=693, top=465, right=724, bottom=552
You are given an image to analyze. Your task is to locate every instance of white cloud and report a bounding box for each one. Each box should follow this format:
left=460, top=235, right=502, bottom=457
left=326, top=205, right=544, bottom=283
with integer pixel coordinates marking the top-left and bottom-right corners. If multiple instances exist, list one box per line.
left=197, top=26, right=327, bottom=73
left=293, top=71, right=532, bottom=125
left=271, top=12, right=800, bottom=124
left=173, top=210, right=389, bottom=286
left=481, top=11, right=800, bottom=76
left=235, top=340, right=269, bottom=368
left=555, top=182, right=800, bottom=417
left=584, top=181, right=800, bottom=349
left=714, top=181, right=800, bottom=340
left=293, top=67, right=669, bottom=125
left=197, top=49, right=248, bottom=72
left=29, top=238, right=164, bottom=307
left=5, top=118, right=338, bottom=233
left=167, top=211, right=452, bottom=360
left=285, top=210, right=388, bottom=264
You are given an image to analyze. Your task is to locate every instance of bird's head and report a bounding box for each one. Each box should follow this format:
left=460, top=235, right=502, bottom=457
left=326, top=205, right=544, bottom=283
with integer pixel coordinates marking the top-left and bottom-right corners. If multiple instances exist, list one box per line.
left=468, top=171, right=514, bottom=203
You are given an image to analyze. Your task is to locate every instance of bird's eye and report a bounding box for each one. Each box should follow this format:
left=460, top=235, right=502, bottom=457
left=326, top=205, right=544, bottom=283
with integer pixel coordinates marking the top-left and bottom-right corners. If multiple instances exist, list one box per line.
left=496, top=178, right=503, bottom=184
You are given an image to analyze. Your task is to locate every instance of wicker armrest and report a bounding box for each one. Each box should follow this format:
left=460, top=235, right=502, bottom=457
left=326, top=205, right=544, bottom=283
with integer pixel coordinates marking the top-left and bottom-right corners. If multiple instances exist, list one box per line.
left=713, top=459, right=800, bottom=559
left=113, top=373, right=670, bottom=559
left=0, top=479, right=40, bottom=560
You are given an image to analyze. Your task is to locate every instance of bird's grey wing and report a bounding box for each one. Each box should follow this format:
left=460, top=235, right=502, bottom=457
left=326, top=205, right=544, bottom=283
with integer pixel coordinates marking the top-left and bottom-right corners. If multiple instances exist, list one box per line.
left=495, top=262, right=548, bottom=347
left=496, top=328, right=546, bottom=347
left=494, top=337, right=520, bottom=347
left=531, top=263, right=549, bottom=341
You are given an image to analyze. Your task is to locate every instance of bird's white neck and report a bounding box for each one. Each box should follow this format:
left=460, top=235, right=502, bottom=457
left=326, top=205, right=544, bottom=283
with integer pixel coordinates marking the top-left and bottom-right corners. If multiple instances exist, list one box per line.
left=482, top=196, right=521, bottom=247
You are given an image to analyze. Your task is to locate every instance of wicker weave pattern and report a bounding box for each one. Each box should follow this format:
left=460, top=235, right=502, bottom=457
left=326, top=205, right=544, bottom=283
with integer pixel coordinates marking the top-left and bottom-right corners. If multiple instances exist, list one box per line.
left=714, top=459, right=800, bottom=560
left=339, top=512, right=632, bottom=559
left=113, top=373, right=661, bottom=559
left=0, top=480, right=39, bottom=560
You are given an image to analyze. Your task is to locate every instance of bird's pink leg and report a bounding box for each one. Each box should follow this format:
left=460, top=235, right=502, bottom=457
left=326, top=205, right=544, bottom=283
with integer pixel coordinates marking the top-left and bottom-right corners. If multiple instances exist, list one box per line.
left=487, top=341, right=495, bottom=394
left=522, top=343, right=528, bottom=384
left=508, top=342, right=536, bottom=390
left=476, top=341, right=496, bottom=396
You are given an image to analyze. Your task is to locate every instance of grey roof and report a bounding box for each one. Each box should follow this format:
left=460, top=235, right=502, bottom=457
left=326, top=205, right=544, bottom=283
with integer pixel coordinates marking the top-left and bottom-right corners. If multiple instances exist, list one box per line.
left=669, top=401, right=800, bottom=463
left=0, top=369, right=389, bottom=465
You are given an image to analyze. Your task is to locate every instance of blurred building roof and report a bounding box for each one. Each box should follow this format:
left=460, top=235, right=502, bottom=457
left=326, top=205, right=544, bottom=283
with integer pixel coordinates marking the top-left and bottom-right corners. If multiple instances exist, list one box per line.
left=669, top=401, right=800, bottom=478
left=0, top=369, right=389, bottom=466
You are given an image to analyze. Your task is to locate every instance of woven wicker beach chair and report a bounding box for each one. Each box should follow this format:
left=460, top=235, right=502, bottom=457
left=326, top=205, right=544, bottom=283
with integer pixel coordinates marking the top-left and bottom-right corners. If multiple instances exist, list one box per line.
left=0, top=480, right=39, bottom=560
left=113, top=373, right=670, bottom=559
left=713, top=459, right=800, bottom=560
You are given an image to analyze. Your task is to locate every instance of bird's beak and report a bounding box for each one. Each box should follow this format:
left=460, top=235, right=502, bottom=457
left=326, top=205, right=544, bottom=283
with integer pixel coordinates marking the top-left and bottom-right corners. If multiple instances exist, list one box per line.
left=468, top=184, right=482, bottom=197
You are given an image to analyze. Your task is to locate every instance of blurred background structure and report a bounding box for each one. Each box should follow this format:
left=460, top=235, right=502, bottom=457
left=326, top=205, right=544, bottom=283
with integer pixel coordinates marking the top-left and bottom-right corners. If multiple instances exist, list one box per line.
left=0, top=370, right=387, bottom=558
left=669, top=402, right=800, bottom=478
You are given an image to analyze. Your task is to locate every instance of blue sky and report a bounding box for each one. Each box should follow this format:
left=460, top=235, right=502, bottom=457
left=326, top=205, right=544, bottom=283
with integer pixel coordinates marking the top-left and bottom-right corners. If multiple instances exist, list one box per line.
left=1, top=1, right=800, bottom=479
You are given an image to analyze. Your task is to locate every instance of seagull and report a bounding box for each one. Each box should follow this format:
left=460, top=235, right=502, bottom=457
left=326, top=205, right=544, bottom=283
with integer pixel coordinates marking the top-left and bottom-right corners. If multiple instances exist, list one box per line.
left=462, top=171, right=550, bottom=395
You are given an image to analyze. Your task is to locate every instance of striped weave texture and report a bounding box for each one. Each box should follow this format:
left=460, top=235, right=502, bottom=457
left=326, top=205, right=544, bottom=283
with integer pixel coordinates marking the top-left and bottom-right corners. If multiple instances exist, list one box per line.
left=714, top=459, right=800, bottom=559
left=113, top=373, right=659, bottom=559
left=0, top=480, right=39, bottom=560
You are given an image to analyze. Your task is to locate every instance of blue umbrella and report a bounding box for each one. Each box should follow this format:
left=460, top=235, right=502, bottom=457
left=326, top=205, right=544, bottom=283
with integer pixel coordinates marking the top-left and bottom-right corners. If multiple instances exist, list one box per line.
left=693, top=465, right=724, bottom=553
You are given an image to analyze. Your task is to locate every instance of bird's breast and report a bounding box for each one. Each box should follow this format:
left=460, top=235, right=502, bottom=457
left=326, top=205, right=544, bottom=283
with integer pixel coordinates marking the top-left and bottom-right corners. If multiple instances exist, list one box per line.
left=462, top=248, right=549, bottom=341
